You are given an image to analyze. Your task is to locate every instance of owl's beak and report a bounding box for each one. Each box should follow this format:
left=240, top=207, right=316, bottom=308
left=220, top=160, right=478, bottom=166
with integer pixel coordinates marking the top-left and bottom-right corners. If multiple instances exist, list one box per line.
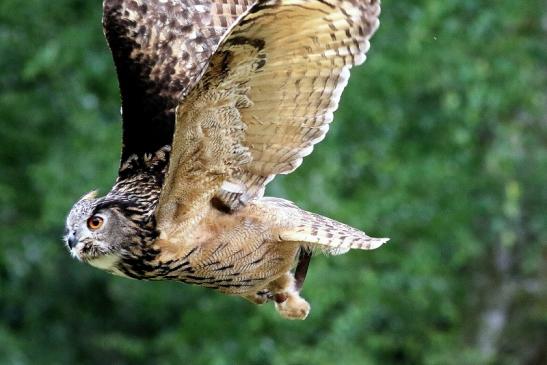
left=67, top=233, right=78, bottom=249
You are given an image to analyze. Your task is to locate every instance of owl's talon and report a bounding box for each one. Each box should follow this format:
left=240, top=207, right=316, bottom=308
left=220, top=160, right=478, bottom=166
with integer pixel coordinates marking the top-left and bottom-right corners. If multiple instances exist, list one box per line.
left=274, top=293, right=288, bottom=303
left=275, top=293, right=310, bottom=320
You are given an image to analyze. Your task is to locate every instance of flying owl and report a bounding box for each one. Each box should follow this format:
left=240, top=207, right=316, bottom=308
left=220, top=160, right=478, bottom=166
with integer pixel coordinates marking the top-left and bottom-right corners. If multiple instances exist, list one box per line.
left=64, top=0, right=387, bottom=320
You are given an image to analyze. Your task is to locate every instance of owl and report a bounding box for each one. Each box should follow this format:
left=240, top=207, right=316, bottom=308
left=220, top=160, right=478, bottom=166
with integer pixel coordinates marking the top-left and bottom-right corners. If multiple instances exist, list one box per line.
left=64, top=0, right=387, bottom=320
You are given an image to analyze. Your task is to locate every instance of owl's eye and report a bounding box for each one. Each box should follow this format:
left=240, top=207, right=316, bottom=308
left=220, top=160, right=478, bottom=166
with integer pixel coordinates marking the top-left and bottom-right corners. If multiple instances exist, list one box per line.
left=87, top=215, right=104, bottom=230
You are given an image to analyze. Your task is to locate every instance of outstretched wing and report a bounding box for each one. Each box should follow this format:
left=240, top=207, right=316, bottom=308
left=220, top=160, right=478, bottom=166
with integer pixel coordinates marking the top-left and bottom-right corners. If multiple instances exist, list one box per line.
left=103, top=0, right=256, bottom=162
left=156, top=0, right=380, bottom=229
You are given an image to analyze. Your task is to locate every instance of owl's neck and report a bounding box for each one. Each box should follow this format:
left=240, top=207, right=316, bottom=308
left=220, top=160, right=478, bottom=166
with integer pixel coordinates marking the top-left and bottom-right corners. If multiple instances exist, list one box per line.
left=102, top=147, right=171, bottom=279
left=109, top=146, right=171, bottom=221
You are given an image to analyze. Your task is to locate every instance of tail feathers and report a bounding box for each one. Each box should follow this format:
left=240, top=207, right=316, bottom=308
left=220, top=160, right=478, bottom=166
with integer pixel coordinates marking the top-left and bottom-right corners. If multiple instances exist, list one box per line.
left=278, top=207, right=389, bottom=255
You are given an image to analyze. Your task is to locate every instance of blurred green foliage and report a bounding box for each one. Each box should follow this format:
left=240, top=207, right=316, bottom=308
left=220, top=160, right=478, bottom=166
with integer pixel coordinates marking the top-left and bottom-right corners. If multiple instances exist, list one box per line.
left=0, top=0, right=545, bottom=364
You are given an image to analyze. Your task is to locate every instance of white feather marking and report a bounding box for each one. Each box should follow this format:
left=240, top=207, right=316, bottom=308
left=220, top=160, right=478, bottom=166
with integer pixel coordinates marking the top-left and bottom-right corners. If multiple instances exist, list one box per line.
left=221, top=180, right=245, bottom=193
left=89, top=255, right=128, bottom=277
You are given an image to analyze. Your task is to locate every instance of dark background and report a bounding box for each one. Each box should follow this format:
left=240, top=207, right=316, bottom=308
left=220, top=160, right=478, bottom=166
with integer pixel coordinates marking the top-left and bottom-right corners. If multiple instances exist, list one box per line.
left=1, top=1, right=545, bottom=364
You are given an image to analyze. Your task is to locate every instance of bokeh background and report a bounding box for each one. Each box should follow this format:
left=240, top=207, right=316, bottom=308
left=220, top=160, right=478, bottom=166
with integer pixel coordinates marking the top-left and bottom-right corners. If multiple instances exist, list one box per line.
left=1, top=0, right=546, bottom=364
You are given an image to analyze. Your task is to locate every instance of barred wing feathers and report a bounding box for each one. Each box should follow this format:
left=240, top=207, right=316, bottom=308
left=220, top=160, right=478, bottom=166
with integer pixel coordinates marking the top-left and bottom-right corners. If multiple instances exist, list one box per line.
left=216, top=0, right=381, bottom=208
left=157, top=0, right=381, bottom=231
left=265, top=198, right=388, bottom=255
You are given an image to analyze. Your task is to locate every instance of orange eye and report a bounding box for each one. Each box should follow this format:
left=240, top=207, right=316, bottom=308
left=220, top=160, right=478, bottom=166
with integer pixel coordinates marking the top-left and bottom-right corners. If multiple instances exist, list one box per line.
left=87, top=215, right=104, bottom=230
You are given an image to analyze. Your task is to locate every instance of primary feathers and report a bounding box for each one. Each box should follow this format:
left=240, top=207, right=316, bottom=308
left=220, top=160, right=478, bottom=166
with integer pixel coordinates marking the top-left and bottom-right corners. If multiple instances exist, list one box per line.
left=65, top=0, right=386, bottom=320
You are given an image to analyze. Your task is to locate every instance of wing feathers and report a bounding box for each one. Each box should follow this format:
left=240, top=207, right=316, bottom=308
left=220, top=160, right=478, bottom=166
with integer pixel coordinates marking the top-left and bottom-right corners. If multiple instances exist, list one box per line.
left=265, top=198, right=389, bottom=255
left=157, top=0, right=381, bottom=222
left=214, top=1, right=379, bottom=208
left=104, top=0, right=257, bottom=162
left=245, top=125, right=328, bottom=144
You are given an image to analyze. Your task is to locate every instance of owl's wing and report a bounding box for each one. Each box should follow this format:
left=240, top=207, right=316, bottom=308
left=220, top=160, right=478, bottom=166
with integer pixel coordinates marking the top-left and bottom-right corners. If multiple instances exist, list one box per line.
left=103, top=0, right=256, bottom=162
left=156, top=0, right=380, bottom=229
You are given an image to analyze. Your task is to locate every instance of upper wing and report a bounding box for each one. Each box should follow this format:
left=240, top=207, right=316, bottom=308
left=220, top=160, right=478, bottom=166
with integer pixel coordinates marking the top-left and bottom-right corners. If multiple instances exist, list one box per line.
left=103, top=0, right=256, bottom=162
left=156, top=0, right=380, bottom=230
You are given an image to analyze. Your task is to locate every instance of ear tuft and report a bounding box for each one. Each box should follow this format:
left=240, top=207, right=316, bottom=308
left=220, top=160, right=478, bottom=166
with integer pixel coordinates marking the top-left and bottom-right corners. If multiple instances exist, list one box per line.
left=81, top=190, right=98, bottom=201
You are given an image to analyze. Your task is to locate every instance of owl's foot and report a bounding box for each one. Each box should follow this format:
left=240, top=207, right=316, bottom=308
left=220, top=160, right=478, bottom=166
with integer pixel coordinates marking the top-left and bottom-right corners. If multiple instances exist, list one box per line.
left=269, top=272, right=310, bottom=320
left=274, top=292, right=310, bottom=320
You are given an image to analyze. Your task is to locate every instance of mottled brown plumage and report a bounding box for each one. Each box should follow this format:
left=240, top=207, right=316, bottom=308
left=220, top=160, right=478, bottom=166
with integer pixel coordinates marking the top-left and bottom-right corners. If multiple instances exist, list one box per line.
left=65, top=0, right=387, bottom=320
left=103, top=0, right=256, bottom=160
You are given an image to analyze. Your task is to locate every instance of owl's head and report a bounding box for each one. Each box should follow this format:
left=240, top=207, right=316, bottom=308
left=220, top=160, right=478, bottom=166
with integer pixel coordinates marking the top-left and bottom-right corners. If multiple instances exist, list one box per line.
left=64, top=190, right=139, bottom=271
